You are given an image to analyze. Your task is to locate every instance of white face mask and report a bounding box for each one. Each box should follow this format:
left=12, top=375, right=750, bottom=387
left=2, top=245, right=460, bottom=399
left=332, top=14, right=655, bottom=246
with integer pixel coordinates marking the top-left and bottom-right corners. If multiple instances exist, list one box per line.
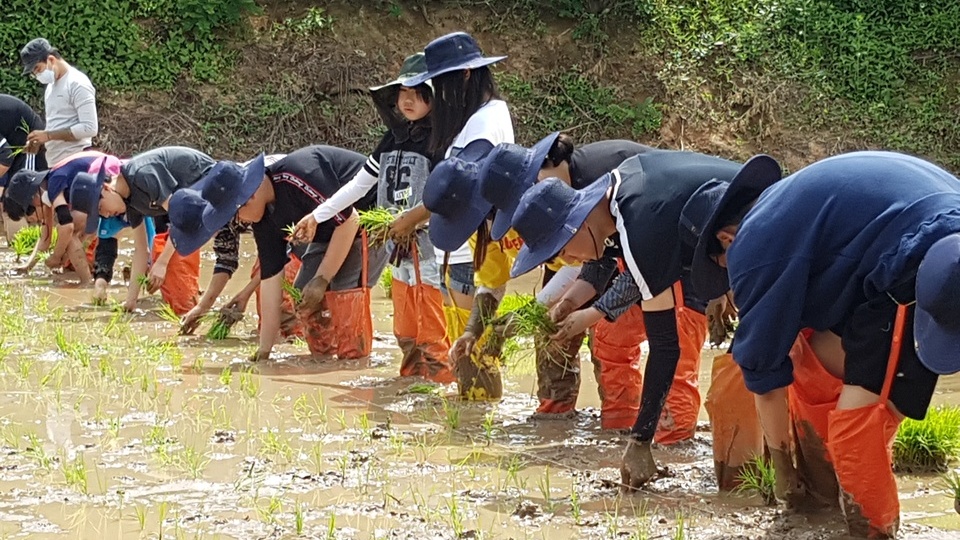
left=35, top=67, right=55, bottom=85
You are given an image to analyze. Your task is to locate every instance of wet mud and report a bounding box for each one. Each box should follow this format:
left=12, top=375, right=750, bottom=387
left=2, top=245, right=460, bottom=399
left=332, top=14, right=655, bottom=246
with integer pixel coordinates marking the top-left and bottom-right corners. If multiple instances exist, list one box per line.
left=0, top=239, right=958, bottom=539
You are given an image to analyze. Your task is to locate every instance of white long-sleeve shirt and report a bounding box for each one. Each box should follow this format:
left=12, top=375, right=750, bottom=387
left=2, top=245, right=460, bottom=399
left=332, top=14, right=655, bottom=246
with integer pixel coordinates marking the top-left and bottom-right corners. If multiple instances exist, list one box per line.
left=44, top=64, right=98, bottom=165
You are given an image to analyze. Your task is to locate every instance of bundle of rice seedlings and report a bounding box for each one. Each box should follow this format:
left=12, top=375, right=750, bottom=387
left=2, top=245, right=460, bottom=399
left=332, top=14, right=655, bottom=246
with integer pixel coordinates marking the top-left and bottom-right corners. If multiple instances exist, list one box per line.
left=379, top=266, right=393, bottom=298
left=157, top=303, right=181, bottom=324
left=10, top=226, right=42, bottom=259
left=736, top=455, right=777, bottom=505
left=281, top=278, right=302, bottom=304
left=137, top=274, right=151, bottom=293
left=895, top=405, right=960, bottom=472
left=358, top=208, right=398, bottom=247
left=502, top=299, right=557, bottom=341
left=496, top=293, right=535, bottom=316
left=493, top=297, right=558, bottom=371
left=206, top=305, right=245, bottom=340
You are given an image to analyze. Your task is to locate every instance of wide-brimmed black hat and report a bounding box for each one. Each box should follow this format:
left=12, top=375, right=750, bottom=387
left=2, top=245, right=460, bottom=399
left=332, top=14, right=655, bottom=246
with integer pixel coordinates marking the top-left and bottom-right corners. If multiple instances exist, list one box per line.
left=679, top=155, right=782, bottom=300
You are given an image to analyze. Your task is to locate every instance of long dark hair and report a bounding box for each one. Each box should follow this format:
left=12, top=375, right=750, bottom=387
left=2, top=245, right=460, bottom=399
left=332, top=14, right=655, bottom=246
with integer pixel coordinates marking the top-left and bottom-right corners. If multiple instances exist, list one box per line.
left=428, top=66, right=501, bottom=157
left=371, top=83, right=433, bottom=132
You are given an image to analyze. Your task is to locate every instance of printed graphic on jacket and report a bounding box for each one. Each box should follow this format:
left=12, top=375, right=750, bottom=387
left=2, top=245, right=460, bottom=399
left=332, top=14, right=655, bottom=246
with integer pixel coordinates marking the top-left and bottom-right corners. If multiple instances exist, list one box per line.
left=377, top=151, right=432, bottom=210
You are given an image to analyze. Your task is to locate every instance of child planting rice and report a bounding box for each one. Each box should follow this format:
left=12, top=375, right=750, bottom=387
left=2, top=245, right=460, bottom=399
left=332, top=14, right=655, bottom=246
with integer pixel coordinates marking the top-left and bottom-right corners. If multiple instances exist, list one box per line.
left=168, top=145, right=388, bottom=361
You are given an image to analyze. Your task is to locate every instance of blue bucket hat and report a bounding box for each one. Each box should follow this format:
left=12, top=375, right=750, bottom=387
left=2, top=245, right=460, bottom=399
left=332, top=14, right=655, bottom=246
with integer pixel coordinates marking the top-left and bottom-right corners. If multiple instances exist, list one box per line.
left=915, top=233, right=960, bottom=375
left=679, top=155, right=782, bottom=300
left=509, top=175, right=611, bottom=278
left=168, top=154, right=266, bottom=255
left=480, top=132, right=560, bottom=241
left=422, top=157, right=492, bottom=252
left=69, top=158, right=111, bottom=234
left=402, top=32, right=506, bottom=87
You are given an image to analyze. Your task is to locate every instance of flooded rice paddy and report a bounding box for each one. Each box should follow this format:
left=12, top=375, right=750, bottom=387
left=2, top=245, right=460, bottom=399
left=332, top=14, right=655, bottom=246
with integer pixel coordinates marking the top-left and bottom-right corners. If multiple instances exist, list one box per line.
left=0, top=238, right=958, bottom=539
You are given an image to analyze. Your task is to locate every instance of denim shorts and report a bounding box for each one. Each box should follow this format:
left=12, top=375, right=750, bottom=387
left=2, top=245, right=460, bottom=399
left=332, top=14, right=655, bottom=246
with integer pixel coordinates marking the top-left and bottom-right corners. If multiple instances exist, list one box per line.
left=442, top=262, right=476, bottom=296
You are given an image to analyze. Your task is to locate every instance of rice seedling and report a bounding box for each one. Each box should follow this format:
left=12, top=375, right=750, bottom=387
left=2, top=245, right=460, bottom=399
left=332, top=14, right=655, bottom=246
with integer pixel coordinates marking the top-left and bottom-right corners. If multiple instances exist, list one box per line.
left=257, top=494, right=283, bottom=525
left=496, top=293, right=536, bottom=316
left=942, top=471, right=960, bottom=514
left=538, top=466, right=556, bottom=513
left=336, top=454, right=349, bottom=482
left=357, top=412, right=372, bottom=440
left=134, top=504, right=147, bottom=531
left=674, top=510, right=687, bottom=540
left=61, top=452, right=89, bottom=494
left=379, top=265, right=393, bottom=298
left=404, top=382, right=441, bottom=395
left=10, top=226, right=51, bottom=260
left=736, top=455, right=777, bottom=505
left=237, top=366, right=260, bottom=399
left=357, top=207, right=398, bottom=247
left=218, top=365, right=232, bottom=386
left=283, top=223, right=298, bottom=241
left=479, top=410, right=498, bottom=444
left=439, top=398, right=461, bottom=430
left=137, top=274, right=151, bottom=293
left=326, top=514, right=336, bottom=540
left=570, top=481, right=583, bottom=525
left=895, top=405, right=960, bottom=471
left=281, top=278, right=302, bottom=304
left=157, top=303, right=181, bottom=324
left=259, top=431, right=294, bottom=462
left=25, top=433, right=56, bottom=472
left=310, top=442, right=325, bottom=475
left=294, top=501, right=305, bottom=535
left=177, top=445, right=210, bottom=479
left=446, top=495, right=464, bottom=538
left=335, top=410, right=348, bottom=430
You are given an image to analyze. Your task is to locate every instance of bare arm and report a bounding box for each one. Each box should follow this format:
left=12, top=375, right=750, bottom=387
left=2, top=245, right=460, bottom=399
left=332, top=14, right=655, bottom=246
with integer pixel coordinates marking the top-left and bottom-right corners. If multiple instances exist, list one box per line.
left=123, top=223, right=150, bottom=311
left=256, top=273, right=283, bottom=359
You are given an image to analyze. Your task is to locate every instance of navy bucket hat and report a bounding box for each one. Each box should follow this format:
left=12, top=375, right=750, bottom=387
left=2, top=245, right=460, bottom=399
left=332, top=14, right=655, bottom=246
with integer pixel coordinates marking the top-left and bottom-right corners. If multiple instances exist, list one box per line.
left=679, top=155, right=782, bottom=300
left=422, top=157, right=492, bottom=252
left=402, top=32, right=506, bottom=87
left=915, top=232, right=960, bottom=375
left=480, top=132, right=560, bottom=241
left=69, top=159, right=111, bottom=234
left=3, top=169, right=47, bottom=219
left=168, top=154, right=266, bottom=255
left=509, top=175, right=611, bottom=278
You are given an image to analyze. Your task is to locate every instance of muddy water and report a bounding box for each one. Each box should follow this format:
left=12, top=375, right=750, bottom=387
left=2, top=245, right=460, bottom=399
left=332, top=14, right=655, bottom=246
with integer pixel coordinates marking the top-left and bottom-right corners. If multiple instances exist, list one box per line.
left=0, top=237, right=958, bottom=539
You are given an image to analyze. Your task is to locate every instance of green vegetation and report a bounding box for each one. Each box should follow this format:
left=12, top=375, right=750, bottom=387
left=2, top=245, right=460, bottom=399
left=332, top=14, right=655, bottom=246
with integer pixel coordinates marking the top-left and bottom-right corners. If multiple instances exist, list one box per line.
left=10, top=226, right=44, bottom=259
left=735, top=455, right=777, bottom=505
left=357, top=208, right=399, bottom=247
left=499, top=69, right=662, bottom=142
left=378, top=266, right=393, bottom=298
left=895, top=405, right=960, bottom=472
left=0, top=0, right=261, bottom=98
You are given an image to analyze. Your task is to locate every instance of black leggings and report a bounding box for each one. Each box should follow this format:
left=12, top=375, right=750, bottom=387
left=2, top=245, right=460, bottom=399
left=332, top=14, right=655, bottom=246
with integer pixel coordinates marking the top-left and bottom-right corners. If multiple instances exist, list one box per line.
left=631, top=308, right=681, bottom=441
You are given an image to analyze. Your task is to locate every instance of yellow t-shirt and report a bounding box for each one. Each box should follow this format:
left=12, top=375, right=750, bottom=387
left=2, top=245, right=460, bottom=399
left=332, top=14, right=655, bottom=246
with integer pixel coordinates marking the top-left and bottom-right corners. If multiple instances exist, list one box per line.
left=471, top=229, right=566, bottom=290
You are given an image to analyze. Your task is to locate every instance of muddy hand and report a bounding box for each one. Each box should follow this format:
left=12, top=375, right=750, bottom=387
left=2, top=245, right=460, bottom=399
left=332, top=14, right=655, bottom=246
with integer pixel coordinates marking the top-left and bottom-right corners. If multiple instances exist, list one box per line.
left=298, top=275, right=329, bottom=317
left=620, top=439, right=658, bottom=493
left=179, top=305, right=206, bottom=335
left=290, top=215, right=317, bottom=245
left=388, top=210, right=419, bottom=241
left=147, top=262, right=167, bottom=294
left=548, top=298, right=576, bottom=324
left=249, top=348, right=270, bottom=362
left=450, top=332, right=477, bottom=362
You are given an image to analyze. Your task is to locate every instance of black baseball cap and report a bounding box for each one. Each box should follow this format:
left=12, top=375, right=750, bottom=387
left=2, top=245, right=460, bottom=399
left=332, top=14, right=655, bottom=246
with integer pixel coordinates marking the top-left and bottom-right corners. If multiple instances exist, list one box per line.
left=20, top=38, right=57, bottom=75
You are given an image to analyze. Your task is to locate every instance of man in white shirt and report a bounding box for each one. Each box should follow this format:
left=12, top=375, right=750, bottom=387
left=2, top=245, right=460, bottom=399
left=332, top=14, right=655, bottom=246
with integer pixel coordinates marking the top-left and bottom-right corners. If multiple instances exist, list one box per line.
left=20, top=38, right=98, bottom=165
